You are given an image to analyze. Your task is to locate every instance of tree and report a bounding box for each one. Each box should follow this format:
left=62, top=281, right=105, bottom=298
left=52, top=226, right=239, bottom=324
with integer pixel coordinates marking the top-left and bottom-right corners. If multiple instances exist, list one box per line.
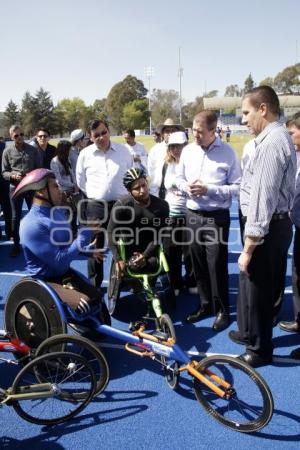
left=121, top=99, right=149, bottom=130
left=273, top=63, right=300, bottom=94
left=259, top=77, right=274, bottom=88
left=52, top=108, right=65, bottom=137
left=54, top=97, right=88, bottom=133
left=33, top=87, right=55, bottom=132
left=204, top=90, right=218, bottom=98
left=4, top=100, right=20, bottom=129
left=182, top=96, right=204, bottom=127
left=244, top=73, right=255, bottom=93
left=106, top=75, right=147, bottom=133
left=224, top=84, right=241, bottom=97
left=20, top=91, right=37, bottom=136
left=92, top=98, right=107, bottom=119
left=150, top=89, right=181, bottom=128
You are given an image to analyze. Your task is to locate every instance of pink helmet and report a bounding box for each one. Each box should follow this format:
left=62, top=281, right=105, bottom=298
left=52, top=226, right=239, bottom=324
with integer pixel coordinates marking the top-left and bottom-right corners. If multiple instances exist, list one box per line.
left=12, top=168, right=55, bottom=199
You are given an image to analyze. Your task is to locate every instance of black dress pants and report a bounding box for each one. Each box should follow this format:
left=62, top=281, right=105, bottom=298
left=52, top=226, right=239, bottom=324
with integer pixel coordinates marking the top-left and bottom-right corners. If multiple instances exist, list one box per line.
left=0, top=178, right=12, bottom=238
left=292, top=226, right=300, bottom=323
left=237, top=216, right=293, bottom=357
left=163, top=216, right=195, bottom=290
left=86, top=200, right=114, bottom=289
left=186, top=209, right=230, bottom=314
left=239, top=208, right=287, bottom=319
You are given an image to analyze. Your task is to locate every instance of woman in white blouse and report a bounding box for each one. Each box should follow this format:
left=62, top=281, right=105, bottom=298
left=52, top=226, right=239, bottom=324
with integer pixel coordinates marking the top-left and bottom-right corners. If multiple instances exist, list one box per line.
left=50, top=140, right=77, bottom=194
left=162, top=132, right=196, bottom=296
left=50, top=140, right=79, bottom=237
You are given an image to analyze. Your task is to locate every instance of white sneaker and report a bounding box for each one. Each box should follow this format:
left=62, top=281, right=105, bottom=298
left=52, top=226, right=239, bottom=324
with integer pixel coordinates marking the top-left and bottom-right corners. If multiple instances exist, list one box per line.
left=188, top=287, right=198, bottom=295
left=174, top=289, right=180, bottom=296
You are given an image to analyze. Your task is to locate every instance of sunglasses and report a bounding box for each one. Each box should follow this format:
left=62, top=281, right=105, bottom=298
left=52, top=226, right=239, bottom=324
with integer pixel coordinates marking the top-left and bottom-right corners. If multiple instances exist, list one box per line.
left=93, top=130, right=108, bottom=138
left=13, top=133, right=24, bottom=138
left=169, top=144, right=183, bottom=149
left=37, top=134, right=49, bottom=138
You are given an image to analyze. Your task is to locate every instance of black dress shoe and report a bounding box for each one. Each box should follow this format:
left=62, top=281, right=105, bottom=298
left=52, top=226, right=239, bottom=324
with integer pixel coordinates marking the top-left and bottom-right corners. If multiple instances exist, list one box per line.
left=228, top=330, right=249, bottom=345
left=278, top=320, right=300, bottom=333
left=186, top=307, right=211, bottom=323
left=212, top=312, right=229, bottom=332
left=290, top=347, right=300, bottom=359
left=239, top=352, right=272, bottom=368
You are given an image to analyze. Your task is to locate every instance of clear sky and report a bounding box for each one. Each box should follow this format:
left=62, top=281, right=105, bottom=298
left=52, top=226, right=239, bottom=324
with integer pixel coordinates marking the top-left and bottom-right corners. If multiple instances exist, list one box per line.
left=1, top=0, right=300, bottom=110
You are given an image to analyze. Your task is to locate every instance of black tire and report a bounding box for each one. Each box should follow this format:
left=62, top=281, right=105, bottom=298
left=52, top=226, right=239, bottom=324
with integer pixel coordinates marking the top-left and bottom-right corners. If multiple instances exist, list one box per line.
left=193, top=355, right=274, bottom=433
left=35, top=334, right=110, bottom=398
left=12, top=351, right=96, bottom=425
left=156, top=274, right=176, bottom=312
left=159, top=314, right=179, bottom=390
left=5, top=279, right=66, bottom=351
left=107, top=259, right=121, bottom=315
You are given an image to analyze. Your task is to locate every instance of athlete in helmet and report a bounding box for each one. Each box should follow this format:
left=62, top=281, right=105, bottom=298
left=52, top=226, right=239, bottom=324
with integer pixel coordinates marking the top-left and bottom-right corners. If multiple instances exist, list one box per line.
left=15, top=168, right=109, bottom=320
left=107, top=167, right=170, bottom=278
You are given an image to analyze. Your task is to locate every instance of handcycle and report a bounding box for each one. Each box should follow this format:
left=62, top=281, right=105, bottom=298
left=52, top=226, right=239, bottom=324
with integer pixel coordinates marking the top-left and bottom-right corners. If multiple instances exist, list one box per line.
left=4, top=277, right=274, bottom=433
left=107, top=239, right=175, bottom=338
left=0, top=330, right=99, bottom=425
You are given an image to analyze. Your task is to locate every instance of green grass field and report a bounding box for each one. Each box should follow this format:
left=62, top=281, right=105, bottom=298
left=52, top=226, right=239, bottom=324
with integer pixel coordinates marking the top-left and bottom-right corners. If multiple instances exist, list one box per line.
left=51, top=133, right=252, bottom=159
left=111, top=134, right=252, bottom=159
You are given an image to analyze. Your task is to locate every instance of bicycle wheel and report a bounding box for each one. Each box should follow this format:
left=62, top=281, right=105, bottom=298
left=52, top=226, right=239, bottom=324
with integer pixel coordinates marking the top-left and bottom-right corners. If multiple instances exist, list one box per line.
left=5, top=280, right=66, bottom=350
left=107, top=260, right=121, bottom=315
left=36, top=334, right=109, bottom=398
left=11, top=351, right=96, bottom=425
left=159, top=314, right=179, bottom=390
left=193, top=355, right=274, bottom=433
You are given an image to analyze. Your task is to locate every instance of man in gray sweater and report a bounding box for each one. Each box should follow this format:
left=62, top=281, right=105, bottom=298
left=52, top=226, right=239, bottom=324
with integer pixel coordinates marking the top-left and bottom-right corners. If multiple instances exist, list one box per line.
left=2, top=124, right=40, bottom=256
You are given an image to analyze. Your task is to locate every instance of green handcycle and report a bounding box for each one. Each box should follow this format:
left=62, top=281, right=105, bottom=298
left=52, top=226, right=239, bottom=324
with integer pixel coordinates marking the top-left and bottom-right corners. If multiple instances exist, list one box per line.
left=107, top=239, right=175, bottom=337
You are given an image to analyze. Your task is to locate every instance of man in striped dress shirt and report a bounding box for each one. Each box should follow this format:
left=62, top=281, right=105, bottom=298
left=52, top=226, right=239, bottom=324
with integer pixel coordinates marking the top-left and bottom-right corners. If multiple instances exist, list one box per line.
left=230, top=86, right=296, bottom=367
left=278, top=114, right=300, bottom=351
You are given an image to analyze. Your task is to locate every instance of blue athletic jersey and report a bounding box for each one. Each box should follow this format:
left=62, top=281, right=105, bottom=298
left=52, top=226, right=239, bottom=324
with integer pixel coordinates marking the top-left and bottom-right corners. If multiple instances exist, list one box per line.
left=20, top=204, right=92, bottom=278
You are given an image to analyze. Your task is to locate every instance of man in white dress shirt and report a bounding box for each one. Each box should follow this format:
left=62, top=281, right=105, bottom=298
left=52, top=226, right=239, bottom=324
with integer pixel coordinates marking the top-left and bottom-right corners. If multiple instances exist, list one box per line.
left=123, top=129, right=148, bottom=171
left=147, top=118, right=185, bottom=196
left=76, top=119, right=133, bottom=288
left=177, top=111, right=241, bottom=331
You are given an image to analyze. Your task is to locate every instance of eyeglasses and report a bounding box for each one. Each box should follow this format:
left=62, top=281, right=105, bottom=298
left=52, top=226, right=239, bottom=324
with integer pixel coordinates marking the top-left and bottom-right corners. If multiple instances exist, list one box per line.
left=93, top=130, right=108, bottom=138
left=37, top=134, right=49, bottom=138
left=13, top=133, right=24, bottom=138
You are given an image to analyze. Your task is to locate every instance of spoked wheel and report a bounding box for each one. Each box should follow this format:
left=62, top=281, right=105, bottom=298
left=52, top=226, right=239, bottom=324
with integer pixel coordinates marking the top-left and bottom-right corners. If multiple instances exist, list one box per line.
left=11, top=351, right=96, bottom=425
left=107, top=260, right=121, bottom=315
left=155, top=274, right=176, bottom=312
left=193, top=355, right=274, bottom=433
left=159, top=314, right=179, bottom=390
left=36, top=334, right=110, bottom=398
left=5, top=279, right=66, bottom=351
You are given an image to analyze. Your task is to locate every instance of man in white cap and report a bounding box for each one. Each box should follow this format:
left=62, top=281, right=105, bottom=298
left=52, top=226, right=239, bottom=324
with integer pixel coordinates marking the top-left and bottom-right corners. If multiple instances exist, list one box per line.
left=147, top=118, right=185, bottom=197
left=69, top=129, right=86, bottom=175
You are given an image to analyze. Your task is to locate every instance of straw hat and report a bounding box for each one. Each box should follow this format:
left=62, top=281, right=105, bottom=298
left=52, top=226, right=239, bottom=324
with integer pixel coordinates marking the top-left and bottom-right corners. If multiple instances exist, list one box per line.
left=156, top=118, right=185, bottom=134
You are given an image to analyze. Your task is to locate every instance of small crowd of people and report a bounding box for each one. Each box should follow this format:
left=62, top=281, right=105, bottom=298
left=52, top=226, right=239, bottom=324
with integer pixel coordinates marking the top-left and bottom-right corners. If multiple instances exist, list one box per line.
left=1, top=85, right=300, bottom=368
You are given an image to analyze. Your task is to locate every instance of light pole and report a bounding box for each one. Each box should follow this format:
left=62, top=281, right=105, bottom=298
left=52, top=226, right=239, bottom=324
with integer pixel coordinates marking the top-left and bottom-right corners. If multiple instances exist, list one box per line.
left=144, top=66, right=154, bottom=135
left=178, top=47, right=183, bottom=124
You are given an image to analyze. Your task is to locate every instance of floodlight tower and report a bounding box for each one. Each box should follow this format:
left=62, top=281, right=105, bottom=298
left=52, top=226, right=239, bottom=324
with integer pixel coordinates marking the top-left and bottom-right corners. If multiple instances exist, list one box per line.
left=178, top=47, right=183, bottom=124
left=144, top=66, right=154, bottom=135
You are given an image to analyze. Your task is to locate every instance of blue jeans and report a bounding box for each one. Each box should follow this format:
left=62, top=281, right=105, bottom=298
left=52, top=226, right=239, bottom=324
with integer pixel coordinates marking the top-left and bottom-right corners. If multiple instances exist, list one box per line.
left=9, top=185, right=33, bottom=246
